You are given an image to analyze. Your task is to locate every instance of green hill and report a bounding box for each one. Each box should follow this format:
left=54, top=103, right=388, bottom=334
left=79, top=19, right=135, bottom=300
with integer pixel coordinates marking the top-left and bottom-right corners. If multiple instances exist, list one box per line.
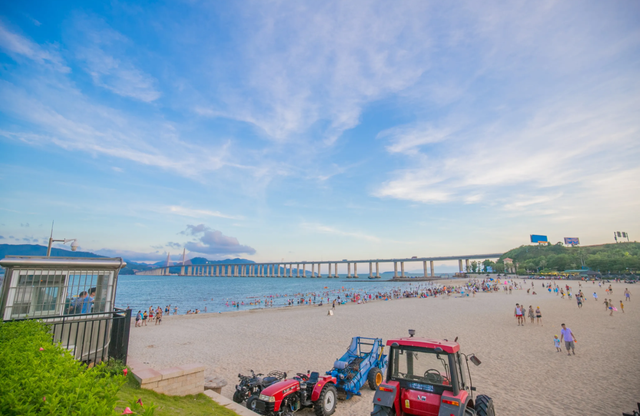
left=498, top=242, right=640, bottom=274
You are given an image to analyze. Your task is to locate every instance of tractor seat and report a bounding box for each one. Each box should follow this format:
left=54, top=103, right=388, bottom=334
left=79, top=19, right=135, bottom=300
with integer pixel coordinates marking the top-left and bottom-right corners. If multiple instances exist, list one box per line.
left=262, top=377, right=278, bottom=384
left=308, top=372, right=319, bottom=383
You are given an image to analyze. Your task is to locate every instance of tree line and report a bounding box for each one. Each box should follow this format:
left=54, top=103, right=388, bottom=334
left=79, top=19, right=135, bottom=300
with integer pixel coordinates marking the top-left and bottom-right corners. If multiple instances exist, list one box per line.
left=467, top=242, right=639, bottom=275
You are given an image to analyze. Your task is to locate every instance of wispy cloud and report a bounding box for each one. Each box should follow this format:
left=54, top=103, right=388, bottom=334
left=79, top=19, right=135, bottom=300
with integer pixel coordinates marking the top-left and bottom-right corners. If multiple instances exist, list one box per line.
left=300, top=222, right=381, bottom=243
left=72, top=15, right=160, bottom=102
left=0, top=22, right=69, bottom=72
left=164, top=206, right=242, bottom=220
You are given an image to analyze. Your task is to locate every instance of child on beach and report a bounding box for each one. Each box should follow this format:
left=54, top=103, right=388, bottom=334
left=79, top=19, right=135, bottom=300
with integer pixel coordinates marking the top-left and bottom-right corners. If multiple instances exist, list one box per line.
left=620, top=300, right=625, bottom=313
left=535, top=306, right=542, bottom=325
left=593, top=292, right=598, bottom=301
left=554, top=335, right=562, bottom=352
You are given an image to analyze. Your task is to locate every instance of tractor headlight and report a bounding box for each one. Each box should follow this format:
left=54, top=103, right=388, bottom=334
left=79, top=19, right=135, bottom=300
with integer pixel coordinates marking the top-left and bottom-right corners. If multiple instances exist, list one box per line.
left=259, top=394, right=275, bottom=402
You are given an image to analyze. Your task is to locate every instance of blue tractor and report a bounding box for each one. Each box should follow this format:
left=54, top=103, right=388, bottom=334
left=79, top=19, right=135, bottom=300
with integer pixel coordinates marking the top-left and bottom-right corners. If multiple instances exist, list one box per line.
left=327, top=337, right=388, bottom=399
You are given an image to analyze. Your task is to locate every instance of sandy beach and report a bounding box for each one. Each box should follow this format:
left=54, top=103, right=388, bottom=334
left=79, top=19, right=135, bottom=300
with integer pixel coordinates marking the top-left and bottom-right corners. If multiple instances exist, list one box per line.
left=128, top=279, right=640, bottom=415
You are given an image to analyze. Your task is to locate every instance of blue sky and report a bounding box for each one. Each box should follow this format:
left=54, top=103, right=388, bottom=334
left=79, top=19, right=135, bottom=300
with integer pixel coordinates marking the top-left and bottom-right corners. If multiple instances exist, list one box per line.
left=1, top=1, right=639, bottom=266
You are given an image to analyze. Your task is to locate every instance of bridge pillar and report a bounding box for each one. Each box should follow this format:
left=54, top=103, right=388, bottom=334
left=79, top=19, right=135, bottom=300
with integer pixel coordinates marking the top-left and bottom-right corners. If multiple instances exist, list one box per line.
left=465, top=259, right=470, bottom=273
left=376, top=262, right=380, bottom=278
left=394, top=262, right=398, bottom=278
left=401, top=261, right=405, bottom=277
left=369, top=262, right=372, bottom=278
left=317, top=263, right=322, bottom=278
left=458, top=259, right=463, bottom=273
left=430, top=261, right=435, bottom=277
left=423, top=261, right=427, bottom=277
left=347, top=263, right=351, bottom=278
left=302, top=263, right=306, bottom=277
left=354, top=263, right=358, bottom=278
left=296, top=264, right=300, bottom=278
left=311, top=263, right=315, bottom=278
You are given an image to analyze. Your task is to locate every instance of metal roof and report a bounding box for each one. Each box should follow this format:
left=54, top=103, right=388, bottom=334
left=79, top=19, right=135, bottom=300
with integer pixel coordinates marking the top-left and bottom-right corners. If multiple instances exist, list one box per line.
left=0, top=256, right=126, bottom=269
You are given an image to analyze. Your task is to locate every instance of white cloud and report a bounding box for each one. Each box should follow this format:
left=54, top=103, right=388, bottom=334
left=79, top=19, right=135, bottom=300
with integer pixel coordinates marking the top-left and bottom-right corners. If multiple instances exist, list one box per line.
left=300, top=222, right=381, bottom=243
left=166, top=206, right=241, bottom=220
left=72, top=16, right=160, bottom=102
left=195, top=1, right=433, bottom=144
left=181, top=224, right=256, bottom=256
left=0, top=22, right=69, bottom=72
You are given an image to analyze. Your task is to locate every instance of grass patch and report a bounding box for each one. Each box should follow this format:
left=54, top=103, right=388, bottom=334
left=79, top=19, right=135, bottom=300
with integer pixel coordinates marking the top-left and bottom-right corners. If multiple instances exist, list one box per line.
left=116, top=374, right=239, bottom=416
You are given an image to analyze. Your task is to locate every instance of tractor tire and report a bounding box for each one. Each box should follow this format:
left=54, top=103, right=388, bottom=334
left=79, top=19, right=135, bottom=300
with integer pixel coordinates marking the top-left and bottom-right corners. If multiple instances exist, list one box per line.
left=245, top=395, right=259, bottom=412
left=314, top=384, right=337, bottom=416
left=474, top=395, right=495, bottom=416
left=232, top=390, right=244, bottom=403
left=368, top=367, right=383, bottom=390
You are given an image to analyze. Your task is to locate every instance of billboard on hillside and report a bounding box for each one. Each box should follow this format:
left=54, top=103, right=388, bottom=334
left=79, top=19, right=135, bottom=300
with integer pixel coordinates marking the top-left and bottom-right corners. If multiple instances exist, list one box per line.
left=530, top=234, right=548, bottom=243
left=564, top=237, right=580, bottom=246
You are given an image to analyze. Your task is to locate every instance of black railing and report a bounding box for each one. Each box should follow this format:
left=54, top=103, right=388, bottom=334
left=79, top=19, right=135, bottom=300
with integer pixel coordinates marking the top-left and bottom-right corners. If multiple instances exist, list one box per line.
left=13, top=308, right=131, bottom=366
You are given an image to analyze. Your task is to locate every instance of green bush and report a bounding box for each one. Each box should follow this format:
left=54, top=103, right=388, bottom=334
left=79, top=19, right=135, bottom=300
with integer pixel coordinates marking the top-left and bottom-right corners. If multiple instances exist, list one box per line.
left=0, top=320, right=126, bottom=416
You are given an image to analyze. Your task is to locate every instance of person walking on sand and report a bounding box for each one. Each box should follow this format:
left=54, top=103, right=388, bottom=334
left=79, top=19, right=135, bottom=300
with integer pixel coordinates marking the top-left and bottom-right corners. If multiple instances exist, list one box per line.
left=528, top=305, right=535, bottom=323
left=535, top=306, right=542, bottom=325
left=608, top=299, right=614, bottom=316
left=560, top=323, right=576, bottom=356
left=514, top=303, right=524, bottom=326
left=576, top=294, right=582, bottom=309
left=625, top=288, right=631, bottom=301
left=604, top=298, right=609, bottom=311
left=593, top=292, right=598, bottom=301
left=620, top=300, right=625, bottom=313
left=554, top=335, right=562, bottom=352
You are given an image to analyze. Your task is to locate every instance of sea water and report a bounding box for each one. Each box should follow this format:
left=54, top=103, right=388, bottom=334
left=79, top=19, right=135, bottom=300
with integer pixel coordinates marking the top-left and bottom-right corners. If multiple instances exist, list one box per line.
left=115, top=274, right=429, bottom=315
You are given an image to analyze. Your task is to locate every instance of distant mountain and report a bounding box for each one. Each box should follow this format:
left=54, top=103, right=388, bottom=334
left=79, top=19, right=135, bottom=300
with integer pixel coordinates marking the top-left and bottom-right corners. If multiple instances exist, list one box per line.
left=0, top=244, right=104, bottom=259
left=0, top=244, right=256, bottom=276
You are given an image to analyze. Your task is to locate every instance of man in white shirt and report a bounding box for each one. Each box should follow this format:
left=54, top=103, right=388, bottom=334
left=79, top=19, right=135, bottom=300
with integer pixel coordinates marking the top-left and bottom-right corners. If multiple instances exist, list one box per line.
left=560, top=323, right=576, bottom=356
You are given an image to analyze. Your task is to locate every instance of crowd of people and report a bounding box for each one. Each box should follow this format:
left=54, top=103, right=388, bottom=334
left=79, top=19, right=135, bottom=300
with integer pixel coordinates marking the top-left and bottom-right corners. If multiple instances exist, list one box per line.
left=508, top=278, right=633, bottom=356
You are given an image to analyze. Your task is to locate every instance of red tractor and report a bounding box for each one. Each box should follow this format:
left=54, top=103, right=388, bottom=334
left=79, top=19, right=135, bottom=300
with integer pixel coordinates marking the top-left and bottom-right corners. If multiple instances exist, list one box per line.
left=254, top=371, right=339, bottom=416
left=371, top=331, right=495, bottom=416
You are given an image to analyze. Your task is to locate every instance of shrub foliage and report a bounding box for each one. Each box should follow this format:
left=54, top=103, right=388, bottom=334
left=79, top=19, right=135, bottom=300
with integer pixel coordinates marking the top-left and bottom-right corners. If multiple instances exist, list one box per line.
left=0, top=320, right=126, bottom=415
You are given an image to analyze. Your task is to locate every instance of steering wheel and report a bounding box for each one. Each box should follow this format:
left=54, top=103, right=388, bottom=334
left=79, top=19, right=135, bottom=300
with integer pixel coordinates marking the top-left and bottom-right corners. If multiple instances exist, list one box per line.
left=423, top=369, right=442, bottom=384
left=296, top=373, right=309, bottom=380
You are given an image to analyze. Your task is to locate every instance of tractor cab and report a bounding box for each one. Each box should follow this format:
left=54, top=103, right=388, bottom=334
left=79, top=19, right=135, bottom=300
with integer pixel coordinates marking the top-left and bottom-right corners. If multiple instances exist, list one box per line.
left=372, top=332, right=494, bottom=416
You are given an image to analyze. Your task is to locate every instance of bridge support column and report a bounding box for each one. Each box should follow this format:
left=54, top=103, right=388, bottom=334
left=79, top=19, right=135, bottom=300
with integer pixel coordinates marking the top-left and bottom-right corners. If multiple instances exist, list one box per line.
left=369, top=262, right=372, bottom=278
left=401, top=261, right=405, bottom=277
left=458, top=259, right=463, bottom=273
left=376, top=262, right=380, bottom=278
left=347, top=263, right=351, bottom=278
left=302, top=263, right=306, bottom=277
left=465, top=259, right=470, bottom=273
left=394, top=262, right=398, bottom=278
left=296, top=264, right=300, bottom=278
left=423, top=261, right=427, bottom=277
left=430, top=261, right=435, bottom=277
left=317, top=263, right=322, bottom=278
left=181, top=266, right=185, bottom=275
left=311, top=263, right=315, bottom=278
left=354, top=263, right=358, bottom=278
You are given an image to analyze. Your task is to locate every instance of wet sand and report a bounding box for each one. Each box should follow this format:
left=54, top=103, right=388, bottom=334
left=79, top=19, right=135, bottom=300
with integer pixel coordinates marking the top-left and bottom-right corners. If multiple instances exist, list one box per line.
left=127, top=279, right=640, bottom=415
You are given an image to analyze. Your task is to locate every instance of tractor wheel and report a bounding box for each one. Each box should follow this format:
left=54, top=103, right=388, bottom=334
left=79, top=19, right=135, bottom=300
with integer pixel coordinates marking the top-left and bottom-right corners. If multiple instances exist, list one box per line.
left=245, top=395, right=259, bottom=411
left=474, top=395, right=495, bottom=416
left=368, top=367, right=383, bottom=390
left=232, top=390, right=244, bottom=403
left=314, top=384, right=337, bottom=416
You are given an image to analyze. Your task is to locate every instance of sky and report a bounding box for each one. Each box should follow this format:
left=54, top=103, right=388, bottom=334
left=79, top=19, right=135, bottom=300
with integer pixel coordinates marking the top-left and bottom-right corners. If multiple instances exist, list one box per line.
left=0, top=1, right=639, bottom=267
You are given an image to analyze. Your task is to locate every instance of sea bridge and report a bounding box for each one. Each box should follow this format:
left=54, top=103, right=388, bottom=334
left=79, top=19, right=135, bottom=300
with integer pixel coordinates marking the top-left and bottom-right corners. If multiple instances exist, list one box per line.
left=135, top=253, right=504, bottom=278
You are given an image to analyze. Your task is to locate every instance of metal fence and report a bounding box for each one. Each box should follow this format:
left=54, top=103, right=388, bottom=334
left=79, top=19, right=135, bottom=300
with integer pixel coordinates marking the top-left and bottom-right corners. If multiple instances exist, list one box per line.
left=14, top=308, right=131, bottom=365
